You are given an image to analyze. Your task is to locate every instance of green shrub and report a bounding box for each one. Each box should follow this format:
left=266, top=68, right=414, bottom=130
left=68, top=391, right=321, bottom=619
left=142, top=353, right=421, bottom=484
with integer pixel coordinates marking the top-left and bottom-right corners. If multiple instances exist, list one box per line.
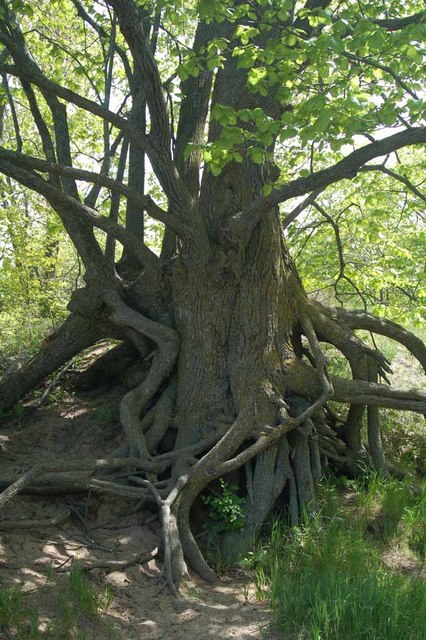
left=202, top=479, right=245, bottom=536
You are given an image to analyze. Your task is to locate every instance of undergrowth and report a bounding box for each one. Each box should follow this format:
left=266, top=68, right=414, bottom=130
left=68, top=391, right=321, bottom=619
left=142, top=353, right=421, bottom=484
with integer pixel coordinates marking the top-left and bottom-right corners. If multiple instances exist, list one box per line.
left=0, top=565, right=114, bottom=639
left=244, top=474, right=426, bottom=640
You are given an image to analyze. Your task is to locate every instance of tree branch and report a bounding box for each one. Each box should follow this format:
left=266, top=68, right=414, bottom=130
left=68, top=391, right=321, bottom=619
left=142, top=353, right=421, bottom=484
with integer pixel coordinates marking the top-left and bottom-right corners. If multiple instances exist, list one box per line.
left=360, top=164, right=426, bottom=205
left=334, top=308, right=426, bottom=374
left=238, top=127, right=426, bottom=234
left=0, top=156, right=159, bottom=272
left=107, top=0, right=170, bottom=151
left=0, top=146, right=188, bottom=236
left=282, top=189, right=322, bottom=229
left=342, top=52, right=418, bottom=100
left=372, top=11, right=426, bottom=32
left=0, top=58, right=150, bottom=152
left=70, top=0, right=133, bottom=81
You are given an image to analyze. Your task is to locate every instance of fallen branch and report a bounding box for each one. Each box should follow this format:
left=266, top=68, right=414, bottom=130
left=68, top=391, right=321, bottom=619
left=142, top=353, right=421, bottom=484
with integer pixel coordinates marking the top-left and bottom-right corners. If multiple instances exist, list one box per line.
left=0, top=457, right=169, bottom=510
left=57, top=547, right=159, bottom=573
left=27, top=360, right=75, bottom=411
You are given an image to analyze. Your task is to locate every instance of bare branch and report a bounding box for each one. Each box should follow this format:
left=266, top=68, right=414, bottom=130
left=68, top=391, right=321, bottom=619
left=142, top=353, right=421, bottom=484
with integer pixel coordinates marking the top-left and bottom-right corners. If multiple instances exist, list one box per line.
left=360, top=164, right=426, bottom=205
left=335, top=308, right=426, bottom=374
left=70, top=0, right=133, bottom=81
left=0, top=146, right=185, bottom=234
left=1, top=74, right=22, bottom=151
left=282, top=189, right=322, bottom=229
left=0, top=59, right=149, bottom=152
left=342, top=52, right=418, bottom=99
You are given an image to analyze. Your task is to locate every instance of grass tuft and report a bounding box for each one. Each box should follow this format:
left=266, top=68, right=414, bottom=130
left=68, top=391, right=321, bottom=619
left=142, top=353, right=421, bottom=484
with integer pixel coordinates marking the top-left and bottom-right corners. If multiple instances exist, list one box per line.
left=0, top=588, right=39, bottom=639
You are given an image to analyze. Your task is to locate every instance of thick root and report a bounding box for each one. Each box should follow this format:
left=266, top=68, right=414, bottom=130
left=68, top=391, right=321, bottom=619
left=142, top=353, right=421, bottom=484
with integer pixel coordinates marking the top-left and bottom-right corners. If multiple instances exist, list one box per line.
left=0, top=314, right=103, bottom=412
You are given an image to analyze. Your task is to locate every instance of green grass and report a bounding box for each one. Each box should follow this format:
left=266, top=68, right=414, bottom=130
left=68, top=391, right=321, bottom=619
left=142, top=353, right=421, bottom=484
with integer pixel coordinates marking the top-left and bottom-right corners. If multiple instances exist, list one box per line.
left=0, top=588, right=39, bottom=639
left=357, top=473, right=426, bottom=559
left=245, top=476, right=426, bottom=640
left=0, top=565, right=114, bottom=639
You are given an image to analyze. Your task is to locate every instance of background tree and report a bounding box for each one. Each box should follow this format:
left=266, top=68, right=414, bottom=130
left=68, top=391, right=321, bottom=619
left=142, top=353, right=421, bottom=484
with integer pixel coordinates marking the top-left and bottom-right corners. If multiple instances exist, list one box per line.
left=0, top=0, right=425, bottom=591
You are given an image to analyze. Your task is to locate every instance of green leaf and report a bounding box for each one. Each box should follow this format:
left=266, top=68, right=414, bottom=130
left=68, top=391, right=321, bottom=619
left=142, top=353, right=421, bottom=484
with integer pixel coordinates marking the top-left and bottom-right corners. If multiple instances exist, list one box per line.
left=249, top=147, right=264, bottom=164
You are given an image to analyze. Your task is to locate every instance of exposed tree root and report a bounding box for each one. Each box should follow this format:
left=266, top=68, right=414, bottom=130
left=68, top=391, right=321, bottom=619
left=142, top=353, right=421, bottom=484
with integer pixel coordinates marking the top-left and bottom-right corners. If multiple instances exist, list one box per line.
left=1, top=299, right=425, bottom=596
left=0, top=314, right=103, bottom=412
left=287, top=360, right=426, bottom=412
left=0, top=458, right=169, bottom=509
left=107, top=299, right=179, bottom=460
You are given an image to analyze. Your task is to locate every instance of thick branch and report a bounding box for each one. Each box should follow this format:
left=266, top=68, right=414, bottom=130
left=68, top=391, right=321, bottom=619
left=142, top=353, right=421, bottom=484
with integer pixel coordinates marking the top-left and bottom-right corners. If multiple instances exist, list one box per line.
left=107, top=0, right=170, bottom=150
left=174, top=20, right=216, bottom=195
left=287, top=359, right=426, bottom=413
left=372, top=11, right=426, bottom=31
left=236, top=128, right=426, bottom=235
left=334, top=309, right=426, bottom=374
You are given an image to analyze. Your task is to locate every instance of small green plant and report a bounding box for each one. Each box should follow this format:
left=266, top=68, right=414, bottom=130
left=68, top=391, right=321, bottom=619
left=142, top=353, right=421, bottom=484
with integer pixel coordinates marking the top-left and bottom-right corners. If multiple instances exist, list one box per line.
left=52, top=565, right=115, bottom=639
left=69, top=564, right=100, bottom=618
left=99, top=584, right=114, bottom=614
left=0, top=588, right=40, bottom=638
left=202, top=479, right=245, bottom=536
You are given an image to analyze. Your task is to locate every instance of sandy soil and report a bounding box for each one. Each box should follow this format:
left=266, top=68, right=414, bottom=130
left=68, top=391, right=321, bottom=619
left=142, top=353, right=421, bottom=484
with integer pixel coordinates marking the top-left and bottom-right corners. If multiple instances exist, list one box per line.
left=0, top=390, right=282, bottom=639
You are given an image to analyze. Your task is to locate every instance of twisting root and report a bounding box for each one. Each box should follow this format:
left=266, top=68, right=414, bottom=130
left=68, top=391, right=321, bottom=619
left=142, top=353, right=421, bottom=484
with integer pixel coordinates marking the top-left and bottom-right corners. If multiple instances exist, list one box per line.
left=107, top=298, right=180, bottom=459
left=133, top=475, right=189, bottom=596
left=305, top=300, right=426, bottom=465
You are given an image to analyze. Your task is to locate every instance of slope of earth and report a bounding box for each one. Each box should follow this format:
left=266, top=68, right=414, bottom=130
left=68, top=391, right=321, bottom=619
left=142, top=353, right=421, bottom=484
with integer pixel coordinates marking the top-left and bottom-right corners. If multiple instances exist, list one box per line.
left=0, top=388, right=281, bottom=639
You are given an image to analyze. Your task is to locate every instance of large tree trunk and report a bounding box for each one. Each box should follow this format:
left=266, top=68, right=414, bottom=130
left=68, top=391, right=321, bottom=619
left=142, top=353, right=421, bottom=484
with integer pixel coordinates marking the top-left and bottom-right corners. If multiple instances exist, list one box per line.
left=163, top=209, right=329, bottom=580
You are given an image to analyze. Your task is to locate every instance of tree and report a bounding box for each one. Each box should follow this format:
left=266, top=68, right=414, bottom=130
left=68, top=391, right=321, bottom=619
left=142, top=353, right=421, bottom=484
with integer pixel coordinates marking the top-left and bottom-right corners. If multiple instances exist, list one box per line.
left=0, top=0, right=425, bottom=592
